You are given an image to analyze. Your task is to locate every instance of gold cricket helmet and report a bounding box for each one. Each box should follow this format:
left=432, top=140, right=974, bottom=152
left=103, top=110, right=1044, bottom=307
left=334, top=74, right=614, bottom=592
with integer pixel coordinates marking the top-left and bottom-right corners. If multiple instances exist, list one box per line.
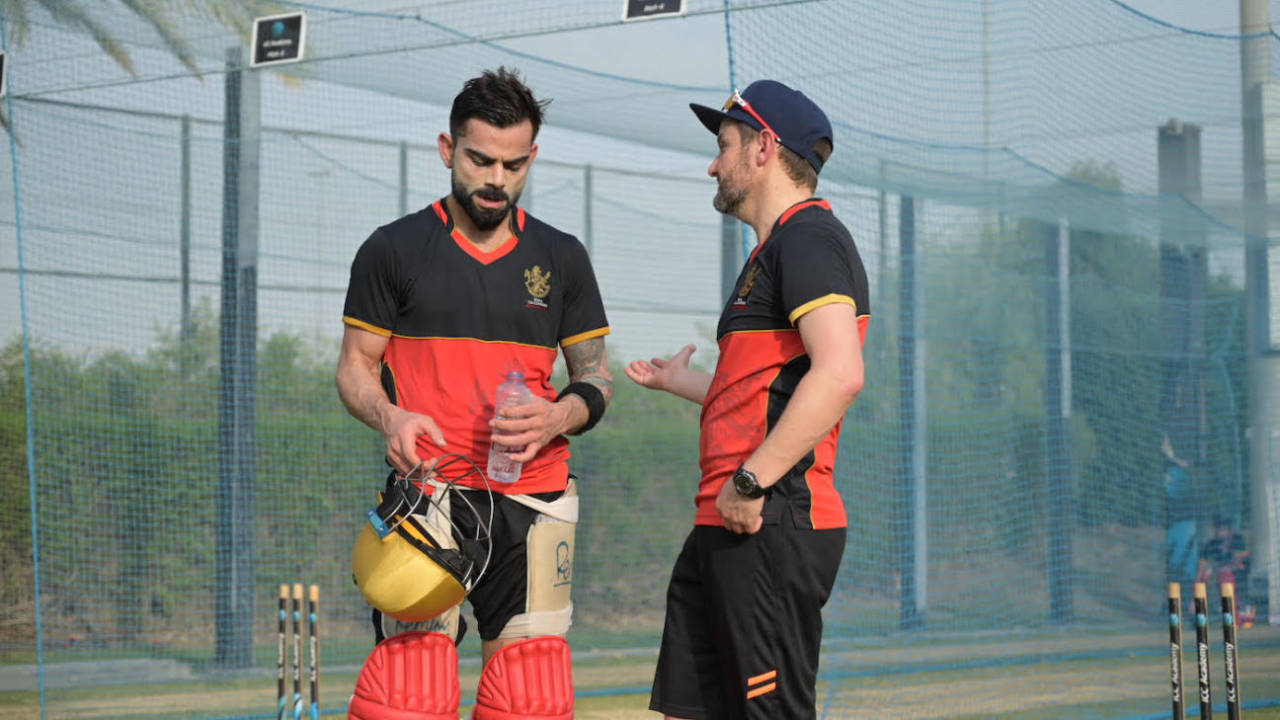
left=351, top=484, right=478, bottom=623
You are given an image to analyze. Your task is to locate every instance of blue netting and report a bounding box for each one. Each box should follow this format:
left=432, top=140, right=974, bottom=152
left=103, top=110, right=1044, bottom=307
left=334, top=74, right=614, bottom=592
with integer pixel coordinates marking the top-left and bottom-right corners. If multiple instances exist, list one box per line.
left=2, top=1, right=1279, bottom=717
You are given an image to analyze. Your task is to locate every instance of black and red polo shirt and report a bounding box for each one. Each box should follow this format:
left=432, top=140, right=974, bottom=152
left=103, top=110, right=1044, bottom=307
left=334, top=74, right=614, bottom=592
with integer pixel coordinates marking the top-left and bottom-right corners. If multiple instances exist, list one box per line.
left=342, top=198, right=609, bottom=494
left=697, top=198, right=869, bottom=530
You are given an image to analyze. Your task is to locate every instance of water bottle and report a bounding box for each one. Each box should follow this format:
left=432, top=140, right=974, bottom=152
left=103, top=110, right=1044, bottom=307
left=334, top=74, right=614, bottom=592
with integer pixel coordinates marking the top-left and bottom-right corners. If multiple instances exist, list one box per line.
left=487, top=370, right=532, bottom=483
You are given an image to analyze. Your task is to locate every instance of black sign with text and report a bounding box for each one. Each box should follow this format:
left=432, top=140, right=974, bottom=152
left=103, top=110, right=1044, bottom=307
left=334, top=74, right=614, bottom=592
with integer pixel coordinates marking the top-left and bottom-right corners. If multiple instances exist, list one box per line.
left=623, top=0, right=685, bottom=22
left=251, top=13, right=306, bottom=68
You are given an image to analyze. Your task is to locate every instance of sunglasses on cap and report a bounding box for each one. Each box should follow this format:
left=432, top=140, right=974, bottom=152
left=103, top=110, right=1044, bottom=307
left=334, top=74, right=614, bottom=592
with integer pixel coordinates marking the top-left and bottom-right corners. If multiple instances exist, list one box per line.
left=723, top=89, right=782, bottom=143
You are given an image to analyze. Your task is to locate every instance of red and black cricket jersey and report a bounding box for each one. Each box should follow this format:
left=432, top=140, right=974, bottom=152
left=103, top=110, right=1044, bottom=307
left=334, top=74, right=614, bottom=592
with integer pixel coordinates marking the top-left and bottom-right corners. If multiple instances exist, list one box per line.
left=697, top=199, right=870, bottom=530
left=342, top=198, right=609, bottom=494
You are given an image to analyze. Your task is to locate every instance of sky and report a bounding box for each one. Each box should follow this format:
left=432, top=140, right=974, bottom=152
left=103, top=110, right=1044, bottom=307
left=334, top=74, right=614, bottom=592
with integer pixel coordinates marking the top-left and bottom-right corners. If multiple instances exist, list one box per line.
left=1124, top=0, right=1258, bottom=33
left=2, top=0, right=1278, bottom=361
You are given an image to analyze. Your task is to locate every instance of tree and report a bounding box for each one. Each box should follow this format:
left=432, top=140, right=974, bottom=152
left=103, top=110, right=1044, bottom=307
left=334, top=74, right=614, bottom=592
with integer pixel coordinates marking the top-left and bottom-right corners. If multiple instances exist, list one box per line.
left=0, top=0, right=280, bottom=132
left=1, top=0, right=275, bottom=75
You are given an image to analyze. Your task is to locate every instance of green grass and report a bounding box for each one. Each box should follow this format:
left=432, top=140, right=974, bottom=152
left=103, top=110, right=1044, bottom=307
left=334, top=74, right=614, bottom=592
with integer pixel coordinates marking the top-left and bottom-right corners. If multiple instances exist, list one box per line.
left=2, top=625, right=1279, bottom=719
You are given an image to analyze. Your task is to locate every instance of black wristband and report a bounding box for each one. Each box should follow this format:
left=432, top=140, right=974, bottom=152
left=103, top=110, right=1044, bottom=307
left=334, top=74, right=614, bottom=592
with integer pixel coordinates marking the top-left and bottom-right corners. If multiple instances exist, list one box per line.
left=556, top=381, right=607, bottom=435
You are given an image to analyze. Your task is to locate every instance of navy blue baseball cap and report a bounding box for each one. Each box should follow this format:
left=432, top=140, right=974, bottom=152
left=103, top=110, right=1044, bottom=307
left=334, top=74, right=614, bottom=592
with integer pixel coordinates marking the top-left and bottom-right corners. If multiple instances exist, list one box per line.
left=690, top=80, right=834, bottom=173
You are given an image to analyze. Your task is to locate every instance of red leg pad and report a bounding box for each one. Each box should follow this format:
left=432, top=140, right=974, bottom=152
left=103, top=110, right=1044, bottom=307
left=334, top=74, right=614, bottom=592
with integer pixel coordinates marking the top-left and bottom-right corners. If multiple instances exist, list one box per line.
left=473, top=636, right=574, bottom=719
left=348, top=631, right=459, bottom=720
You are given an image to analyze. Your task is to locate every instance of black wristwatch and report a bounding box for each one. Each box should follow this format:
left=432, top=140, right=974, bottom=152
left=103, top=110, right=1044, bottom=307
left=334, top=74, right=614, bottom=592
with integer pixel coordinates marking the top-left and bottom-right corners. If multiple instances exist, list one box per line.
left=732, top=466, right=767, bottom=499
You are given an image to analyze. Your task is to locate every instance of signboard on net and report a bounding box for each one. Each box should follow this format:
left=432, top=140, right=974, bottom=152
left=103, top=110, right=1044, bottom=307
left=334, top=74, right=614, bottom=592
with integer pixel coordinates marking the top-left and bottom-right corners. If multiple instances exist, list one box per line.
left=623, top=0, right=686, bottom=22
left=251, top=12, right=307, bottom=68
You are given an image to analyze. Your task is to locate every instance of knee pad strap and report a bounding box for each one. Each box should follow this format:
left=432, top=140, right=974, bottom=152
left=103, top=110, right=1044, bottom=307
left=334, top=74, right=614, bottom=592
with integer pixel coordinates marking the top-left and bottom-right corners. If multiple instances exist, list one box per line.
left=348, top=631, right=459, bottom=720
left=473, top=636, right=573, bottom=720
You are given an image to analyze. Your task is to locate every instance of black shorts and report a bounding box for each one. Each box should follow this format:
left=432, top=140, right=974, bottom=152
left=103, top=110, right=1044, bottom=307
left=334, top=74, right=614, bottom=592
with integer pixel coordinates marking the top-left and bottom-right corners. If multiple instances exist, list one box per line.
left=649, top=515, right=845, bottom=720
left=452, top=487, right=564, bottom=641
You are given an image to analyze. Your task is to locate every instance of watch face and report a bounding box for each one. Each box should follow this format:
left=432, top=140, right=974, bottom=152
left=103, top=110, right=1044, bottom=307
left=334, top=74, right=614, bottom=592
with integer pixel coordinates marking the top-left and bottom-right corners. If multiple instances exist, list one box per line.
left=734, top=470, right=761, bottom=498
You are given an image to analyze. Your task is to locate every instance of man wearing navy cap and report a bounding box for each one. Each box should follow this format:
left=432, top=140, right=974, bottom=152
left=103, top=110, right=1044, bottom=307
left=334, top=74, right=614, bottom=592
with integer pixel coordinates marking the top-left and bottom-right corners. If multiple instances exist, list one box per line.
left=626, top=80, right=870, bottom=719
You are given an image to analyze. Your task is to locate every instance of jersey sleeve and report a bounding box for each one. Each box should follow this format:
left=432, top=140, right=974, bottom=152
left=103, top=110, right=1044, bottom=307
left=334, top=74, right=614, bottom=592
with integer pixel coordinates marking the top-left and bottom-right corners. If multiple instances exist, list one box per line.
left=774, top=225, right=870, bottom=327
left=557, top=237, right=610, bottom=347
left=342, top=229, right=402, bottom=336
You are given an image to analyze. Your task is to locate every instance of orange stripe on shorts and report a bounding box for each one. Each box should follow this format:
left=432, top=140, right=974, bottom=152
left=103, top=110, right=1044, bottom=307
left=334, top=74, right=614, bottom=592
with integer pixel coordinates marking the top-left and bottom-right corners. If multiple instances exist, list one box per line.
left=746, top=669, right=777, bottom=699
left=747, top=682, right=777, bottom=699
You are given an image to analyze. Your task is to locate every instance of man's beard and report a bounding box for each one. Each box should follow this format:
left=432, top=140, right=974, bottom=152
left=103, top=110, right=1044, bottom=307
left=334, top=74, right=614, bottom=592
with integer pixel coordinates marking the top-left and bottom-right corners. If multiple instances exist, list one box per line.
left=712, top=155, right=750, bottom=216
left=452, top=175, right=519, bottom=232
left=713, top=180, right=747, bottom=216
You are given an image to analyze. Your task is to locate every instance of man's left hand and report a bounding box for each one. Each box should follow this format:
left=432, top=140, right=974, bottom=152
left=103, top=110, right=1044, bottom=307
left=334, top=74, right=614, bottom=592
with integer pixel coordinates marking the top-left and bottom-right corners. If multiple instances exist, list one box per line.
left=716, top=479, right=764, bottom=534
left=490, top=396, right=568, bottom=463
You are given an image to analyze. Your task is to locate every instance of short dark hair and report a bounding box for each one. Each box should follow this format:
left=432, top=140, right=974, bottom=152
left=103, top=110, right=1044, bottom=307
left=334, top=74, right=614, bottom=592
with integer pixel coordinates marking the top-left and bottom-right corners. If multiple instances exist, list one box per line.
left=734, top=121, right=831, bottom=192
left=450, top=66, right=551, bottom=140
left=779, top=138, right=832, bottom=191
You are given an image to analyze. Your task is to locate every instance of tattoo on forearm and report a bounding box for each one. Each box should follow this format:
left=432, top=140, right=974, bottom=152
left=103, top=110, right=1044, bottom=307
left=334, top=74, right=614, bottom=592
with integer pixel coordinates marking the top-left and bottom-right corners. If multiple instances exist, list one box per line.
left=563, top=337, right=614, bottom=403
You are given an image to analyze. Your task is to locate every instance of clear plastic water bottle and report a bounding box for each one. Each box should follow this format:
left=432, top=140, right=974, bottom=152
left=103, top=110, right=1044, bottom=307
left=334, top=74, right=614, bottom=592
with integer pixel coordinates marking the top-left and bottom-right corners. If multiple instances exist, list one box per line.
left=487, top=370, right=532, bottom=483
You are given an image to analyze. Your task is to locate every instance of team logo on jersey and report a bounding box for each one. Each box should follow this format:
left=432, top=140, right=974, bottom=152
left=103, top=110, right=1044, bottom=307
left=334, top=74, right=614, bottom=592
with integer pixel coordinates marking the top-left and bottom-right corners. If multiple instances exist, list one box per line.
left=524, top=265, right=551, bottom=309
left=733, top=262, right=762, bottom=308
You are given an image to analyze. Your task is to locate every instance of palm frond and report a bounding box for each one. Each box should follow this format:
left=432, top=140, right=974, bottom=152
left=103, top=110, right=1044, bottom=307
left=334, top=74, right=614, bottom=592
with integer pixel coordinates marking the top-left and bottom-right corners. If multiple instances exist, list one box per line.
left=1, top=0, right=32, bottom=49
left=31, top=0, right=138, bottom=76
left=202, top=0, right=287, bottom=41
left=8, top=0, right=284, bottom=79
left=115, top=0, right=199, bottom=74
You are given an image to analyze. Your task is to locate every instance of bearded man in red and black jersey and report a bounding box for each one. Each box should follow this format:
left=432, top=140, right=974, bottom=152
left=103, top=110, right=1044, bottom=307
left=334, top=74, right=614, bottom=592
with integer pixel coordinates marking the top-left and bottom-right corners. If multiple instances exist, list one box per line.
left=627, top=80, right=868, bottom=720
left=337, top=67, right=612, bottom=720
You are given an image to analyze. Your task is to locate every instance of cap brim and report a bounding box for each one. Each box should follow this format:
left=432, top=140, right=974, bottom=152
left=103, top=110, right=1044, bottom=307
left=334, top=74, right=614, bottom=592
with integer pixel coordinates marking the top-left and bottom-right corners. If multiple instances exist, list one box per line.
left=690, top=103, right=728, bottom=135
